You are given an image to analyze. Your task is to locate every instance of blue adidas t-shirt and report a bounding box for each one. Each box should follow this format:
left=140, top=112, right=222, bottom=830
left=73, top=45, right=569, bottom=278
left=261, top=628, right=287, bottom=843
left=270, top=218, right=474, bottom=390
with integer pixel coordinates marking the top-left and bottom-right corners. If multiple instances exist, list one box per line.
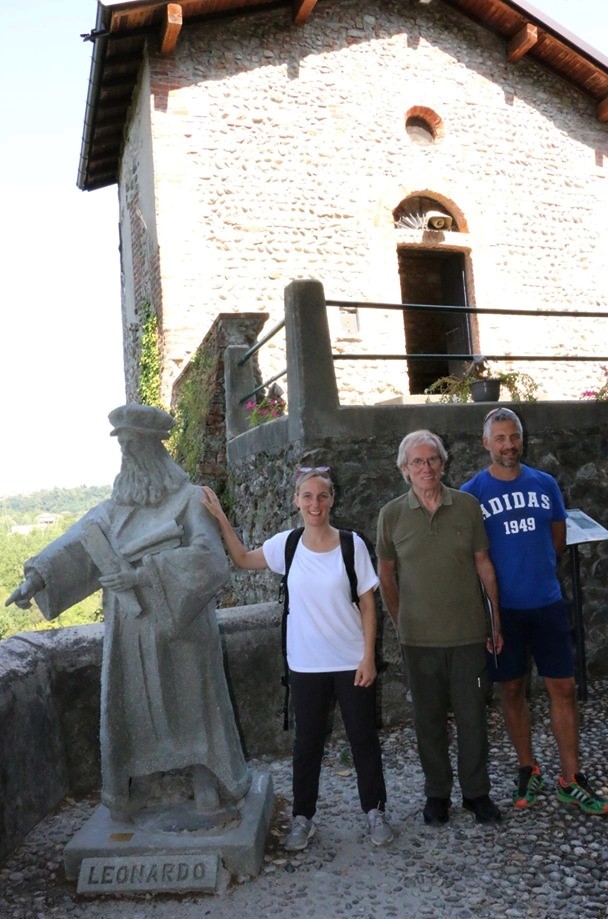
left=461, top=465, right=566, bottom=609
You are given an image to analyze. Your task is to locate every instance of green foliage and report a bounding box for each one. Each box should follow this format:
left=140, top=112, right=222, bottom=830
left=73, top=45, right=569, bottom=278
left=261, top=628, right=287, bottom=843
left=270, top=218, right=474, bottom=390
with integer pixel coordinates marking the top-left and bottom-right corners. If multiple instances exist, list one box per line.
left=0, top=522, right=74, bottom=591
left=425, top=359, right=538, bottom=404
left=0, top=514, right=105, bottom=642
left=244, top=395, right=286, bottom=427
left=497, top=370, right=539, bottom=403
left=0, top=594, right=103, bottom=642
left=1, top=485, right=111, bottom=524
left=425, top=373, right=473, bottom=403
left=138, top=302, right=162, bottom=408
left=170, top=348, right=218, bottom=481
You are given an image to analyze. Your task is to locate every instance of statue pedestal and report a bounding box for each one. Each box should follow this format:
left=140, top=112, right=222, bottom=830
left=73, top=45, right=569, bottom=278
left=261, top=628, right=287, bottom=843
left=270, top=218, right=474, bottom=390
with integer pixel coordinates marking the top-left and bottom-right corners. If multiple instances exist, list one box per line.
left=64, top=769, right=273, bottom=896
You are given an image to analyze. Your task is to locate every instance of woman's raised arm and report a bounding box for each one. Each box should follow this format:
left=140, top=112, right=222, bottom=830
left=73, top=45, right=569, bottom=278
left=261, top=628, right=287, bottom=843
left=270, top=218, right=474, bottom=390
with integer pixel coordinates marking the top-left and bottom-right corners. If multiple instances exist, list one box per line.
left=201, top=486, right=268, bottom=570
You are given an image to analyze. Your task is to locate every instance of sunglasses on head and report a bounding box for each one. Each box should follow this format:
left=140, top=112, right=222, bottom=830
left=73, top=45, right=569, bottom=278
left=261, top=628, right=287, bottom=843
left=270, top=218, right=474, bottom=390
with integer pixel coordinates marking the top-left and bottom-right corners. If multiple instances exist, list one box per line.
left=484, top=407, right=519, bottom=423
left=296, top=466, right=332, bottom=476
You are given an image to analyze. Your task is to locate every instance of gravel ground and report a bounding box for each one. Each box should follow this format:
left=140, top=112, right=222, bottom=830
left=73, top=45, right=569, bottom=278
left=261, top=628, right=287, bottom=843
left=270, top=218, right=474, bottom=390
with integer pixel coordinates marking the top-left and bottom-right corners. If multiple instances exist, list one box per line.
left=2, top=681, right=608, bottom=919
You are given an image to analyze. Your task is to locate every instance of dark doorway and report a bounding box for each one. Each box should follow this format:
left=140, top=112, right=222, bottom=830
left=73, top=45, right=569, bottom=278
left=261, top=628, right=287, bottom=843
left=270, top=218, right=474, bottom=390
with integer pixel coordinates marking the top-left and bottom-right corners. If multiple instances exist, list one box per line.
left=397, top=249, right=471, bottom=394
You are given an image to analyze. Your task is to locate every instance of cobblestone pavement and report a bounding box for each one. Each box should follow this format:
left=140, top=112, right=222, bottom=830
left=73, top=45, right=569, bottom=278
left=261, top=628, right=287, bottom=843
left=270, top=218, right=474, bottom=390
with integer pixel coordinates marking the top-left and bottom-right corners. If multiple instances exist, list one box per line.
left=2, top=682, right=608, bottom=919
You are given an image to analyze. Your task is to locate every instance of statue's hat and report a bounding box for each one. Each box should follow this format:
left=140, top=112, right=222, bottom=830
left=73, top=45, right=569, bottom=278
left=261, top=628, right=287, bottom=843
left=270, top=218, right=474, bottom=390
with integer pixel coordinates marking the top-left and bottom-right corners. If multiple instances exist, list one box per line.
left=108, top=404, right=175, bottom=439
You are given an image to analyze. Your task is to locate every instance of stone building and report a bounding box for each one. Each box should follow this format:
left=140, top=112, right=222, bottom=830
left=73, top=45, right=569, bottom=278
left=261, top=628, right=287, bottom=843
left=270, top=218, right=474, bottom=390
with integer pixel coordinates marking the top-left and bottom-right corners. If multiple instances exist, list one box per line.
left=78, top=0, right=608, bottom=406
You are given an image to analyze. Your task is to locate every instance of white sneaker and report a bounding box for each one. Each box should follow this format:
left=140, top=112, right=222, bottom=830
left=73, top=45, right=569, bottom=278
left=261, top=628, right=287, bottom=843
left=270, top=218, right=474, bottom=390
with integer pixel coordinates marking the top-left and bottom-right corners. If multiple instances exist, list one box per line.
left=367, top=808, right=394, bottom=846
left=284, top=815, right=315, bottom=851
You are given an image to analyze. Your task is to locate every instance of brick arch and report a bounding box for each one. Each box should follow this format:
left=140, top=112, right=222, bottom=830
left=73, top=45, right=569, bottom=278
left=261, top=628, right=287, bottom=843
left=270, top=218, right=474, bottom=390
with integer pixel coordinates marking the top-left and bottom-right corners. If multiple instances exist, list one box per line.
left=374, top=183, right=471, bottom=234
left=393, top=189, right=469, bottom=234
left=405, top=106, right=445, bottom=142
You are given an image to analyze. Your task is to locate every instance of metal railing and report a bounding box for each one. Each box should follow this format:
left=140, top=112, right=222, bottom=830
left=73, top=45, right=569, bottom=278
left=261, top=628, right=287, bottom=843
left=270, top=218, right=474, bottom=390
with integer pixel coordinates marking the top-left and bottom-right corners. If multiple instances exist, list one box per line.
left=237, top=318, right=287, bottom=404
left=236, top=297, right=608, bottom=406
left=325, top=300, right=608, bottom=364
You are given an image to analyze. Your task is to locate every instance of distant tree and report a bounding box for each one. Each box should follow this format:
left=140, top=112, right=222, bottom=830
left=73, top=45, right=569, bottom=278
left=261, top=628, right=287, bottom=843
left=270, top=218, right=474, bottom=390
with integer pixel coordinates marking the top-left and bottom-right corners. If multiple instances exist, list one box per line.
left=1, top=484, right=112, bottom=522
left=0, top=515, right=104, bottom=641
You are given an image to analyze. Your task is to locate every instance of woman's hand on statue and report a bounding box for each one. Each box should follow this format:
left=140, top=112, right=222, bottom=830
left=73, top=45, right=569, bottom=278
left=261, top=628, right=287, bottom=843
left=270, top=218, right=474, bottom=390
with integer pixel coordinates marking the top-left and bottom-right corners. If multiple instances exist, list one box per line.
left=201, top=486, right=225, bottom=520
left=354, top=657, right=377, bottom=688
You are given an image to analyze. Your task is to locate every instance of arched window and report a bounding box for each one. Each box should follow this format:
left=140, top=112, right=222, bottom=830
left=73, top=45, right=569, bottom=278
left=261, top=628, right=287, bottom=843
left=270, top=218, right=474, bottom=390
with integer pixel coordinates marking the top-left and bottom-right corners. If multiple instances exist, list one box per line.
left=394, top=196, right=470, bottom=395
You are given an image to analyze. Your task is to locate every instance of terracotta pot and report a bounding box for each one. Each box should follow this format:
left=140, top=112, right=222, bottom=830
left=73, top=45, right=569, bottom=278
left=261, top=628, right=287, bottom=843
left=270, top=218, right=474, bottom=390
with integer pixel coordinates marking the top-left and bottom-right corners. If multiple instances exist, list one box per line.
left=471, top=379, right=501, bottom=402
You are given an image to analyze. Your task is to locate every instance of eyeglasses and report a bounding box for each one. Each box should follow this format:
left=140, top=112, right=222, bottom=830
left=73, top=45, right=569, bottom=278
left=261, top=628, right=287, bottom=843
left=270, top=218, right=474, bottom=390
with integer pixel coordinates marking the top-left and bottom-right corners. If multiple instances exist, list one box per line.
left=407, top=456, right=442, bottom=469
left=296, top=466, right=332, bottom=475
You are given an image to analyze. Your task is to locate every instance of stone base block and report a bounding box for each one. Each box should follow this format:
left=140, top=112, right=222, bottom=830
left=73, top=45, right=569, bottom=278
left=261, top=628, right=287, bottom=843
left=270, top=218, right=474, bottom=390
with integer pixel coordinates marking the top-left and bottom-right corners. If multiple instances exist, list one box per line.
left=64, top=769, right=274, bottom=895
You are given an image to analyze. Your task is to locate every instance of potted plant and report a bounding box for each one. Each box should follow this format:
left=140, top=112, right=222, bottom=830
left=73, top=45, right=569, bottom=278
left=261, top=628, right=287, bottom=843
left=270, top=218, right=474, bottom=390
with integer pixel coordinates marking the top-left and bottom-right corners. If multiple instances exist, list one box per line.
left=469, top=359, right=501, bottom=403
left=425, top=357, right=538, bottom=404
left=244, top=383, right=287, bottom=427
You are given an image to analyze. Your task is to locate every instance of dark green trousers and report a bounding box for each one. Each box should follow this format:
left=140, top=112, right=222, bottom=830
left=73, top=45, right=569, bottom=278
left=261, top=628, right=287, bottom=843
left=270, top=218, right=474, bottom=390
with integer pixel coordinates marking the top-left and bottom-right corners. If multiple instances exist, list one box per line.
left=403, top=643, right=490, bottom=800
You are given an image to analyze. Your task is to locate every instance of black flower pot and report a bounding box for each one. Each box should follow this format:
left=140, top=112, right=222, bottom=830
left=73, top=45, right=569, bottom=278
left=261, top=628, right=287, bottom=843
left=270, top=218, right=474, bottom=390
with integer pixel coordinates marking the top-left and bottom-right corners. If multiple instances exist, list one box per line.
left=471, top=379, right=501, bottom=402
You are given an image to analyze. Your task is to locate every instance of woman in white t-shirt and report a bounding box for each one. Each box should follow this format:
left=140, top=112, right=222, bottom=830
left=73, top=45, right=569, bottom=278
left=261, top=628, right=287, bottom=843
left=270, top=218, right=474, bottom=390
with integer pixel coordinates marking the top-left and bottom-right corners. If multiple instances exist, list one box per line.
left=201, top=468, right=393, bottom=850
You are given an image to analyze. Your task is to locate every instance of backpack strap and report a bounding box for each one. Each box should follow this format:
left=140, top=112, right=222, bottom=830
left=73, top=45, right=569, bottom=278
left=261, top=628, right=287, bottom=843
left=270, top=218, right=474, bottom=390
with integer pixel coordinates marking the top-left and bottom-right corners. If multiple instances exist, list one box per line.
left=280, top=527, right=304, bottom=731
left=339, top=529, right=359, bottom=606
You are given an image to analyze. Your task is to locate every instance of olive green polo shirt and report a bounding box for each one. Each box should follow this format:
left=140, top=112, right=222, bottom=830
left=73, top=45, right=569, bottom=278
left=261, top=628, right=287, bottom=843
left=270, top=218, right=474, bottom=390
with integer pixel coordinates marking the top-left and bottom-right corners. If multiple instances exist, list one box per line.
left=376, top=484, right=489, bottom=647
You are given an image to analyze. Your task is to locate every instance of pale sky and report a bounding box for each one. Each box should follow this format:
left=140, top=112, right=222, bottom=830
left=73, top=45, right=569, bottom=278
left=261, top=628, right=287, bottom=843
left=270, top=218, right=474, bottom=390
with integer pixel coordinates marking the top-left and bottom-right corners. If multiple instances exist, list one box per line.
left=1, top=0, right=606, bottom=496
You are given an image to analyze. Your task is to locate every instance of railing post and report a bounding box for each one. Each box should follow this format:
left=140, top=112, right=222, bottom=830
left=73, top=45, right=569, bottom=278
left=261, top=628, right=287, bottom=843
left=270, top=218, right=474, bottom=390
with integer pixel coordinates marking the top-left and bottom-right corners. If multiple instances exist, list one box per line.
left=284, top=280, right=340, bottom=438
left=224, top=345, right=258, bottom=439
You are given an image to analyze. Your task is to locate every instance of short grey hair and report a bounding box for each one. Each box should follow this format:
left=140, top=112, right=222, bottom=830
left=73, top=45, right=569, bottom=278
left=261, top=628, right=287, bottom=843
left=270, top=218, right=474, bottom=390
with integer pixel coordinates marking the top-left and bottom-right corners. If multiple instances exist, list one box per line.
left=396, top=430, right=448, bottom=481
left=482, top=408, right=523, bottom=440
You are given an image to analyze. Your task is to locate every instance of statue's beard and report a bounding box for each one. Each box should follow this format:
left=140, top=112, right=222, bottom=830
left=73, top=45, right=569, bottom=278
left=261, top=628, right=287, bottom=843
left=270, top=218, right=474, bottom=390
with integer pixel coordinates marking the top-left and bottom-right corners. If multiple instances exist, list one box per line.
left=112, top=442, right=188, bottom=507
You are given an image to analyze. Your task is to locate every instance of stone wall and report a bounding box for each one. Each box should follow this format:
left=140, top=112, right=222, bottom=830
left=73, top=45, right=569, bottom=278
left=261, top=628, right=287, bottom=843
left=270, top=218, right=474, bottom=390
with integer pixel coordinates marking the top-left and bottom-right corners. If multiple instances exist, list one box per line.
left=220, top=282, right=608, bottom=676
left=225, top=400, right=608, bottom=675
left=118, top=0, right=607, bottom=404
left=0, top=608, right=404, bottom=864
left=170, top=311, right=268, bottom=487
left=118, top=59, right=163, bottom=403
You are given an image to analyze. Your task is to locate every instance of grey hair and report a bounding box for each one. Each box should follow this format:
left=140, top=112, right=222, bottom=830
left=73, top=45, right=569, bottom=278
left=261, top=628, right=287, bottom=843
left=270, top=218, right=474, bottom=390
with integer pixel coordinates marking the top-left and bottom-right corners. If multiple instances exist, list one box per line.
left=482, top=408, right=523, bottom=440
left=396, top=430, right=448, bottom=481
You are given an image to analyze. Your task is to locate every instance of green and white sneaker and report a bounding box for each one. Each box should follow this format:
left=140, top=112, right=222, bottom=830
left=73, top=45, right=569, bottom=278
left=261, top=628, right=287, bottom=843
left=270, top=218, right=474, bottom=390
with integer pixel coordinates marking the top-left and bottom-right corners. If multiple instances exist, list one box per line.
left=556, top=773, right=608, bottom=815
left=513, top=764, right=544, bottom=809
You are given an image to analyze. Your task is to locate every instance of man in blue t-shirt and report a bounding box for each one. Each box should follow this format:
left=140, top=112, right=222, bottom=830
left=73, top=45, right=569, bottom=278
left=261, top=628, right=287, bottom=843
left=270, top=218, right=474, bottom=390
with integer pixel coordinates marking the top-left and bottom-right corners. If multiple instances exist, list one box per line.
left=462, top=408, right=608, bottom=815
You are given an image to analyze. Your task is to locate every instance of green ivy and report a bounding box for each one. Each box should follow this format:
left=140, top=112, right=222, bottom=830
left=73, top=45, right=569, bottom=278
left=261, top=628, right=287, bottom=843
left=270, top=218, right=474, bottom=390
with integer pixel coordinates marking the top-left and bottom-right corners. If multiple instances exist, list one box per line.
left=170, top=348, right=218, bottom=481
left=138, top=303, right=162, bottom=408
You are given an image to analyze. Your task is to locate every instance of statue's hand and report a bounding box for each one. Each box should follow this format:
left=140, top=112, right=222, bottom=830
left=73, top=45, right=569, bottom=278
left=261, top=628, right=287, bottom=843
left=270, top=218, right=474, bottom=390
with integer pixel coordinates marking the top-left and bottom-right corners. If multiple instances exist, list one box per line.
left=99, top=569, right=140, bottom=592
left=5, top=572, right=44, bottom=609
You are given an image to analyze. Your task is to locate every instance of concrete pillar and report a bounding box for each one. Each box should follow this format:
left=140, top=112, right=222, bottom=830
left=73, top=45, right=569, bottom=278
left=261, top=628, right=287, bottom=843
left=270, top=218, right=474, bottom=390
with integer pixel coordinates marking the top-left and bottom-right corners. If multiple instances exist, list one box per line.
left=284, top=279, right=340, bottom=439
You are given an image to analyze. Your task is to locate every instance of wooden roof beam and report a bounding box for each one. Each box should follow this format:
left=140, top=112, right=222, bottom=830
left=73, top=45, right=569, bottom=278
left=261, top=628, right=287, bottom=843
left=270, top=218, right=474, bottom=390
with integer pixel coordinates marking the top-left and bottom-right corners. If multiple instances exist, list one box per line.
left=160, top=3, right=182, bottom=55
left=598, top=97, right=608, bottom=122
left=293, top=0, right=318, bottom=26
left=507, top=23, right=538, bottom=63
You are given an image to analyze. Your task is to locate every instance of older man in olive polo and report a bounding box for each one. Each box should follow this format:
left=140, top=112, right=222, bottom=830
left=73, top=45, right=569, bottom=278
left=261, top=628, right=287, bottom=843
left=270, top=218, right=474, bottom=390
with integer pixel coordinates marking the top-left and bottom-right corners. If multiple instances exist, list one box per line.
left=377, top=429, right=503, bottom=826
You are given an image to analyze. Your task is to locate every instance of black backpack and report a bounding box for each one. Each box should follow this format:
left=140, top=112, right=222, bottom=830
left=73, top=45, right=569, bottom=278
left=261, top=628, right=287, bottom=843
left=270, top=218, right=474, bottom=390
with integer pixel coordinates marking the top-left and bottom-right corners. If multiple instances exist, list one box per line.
left=279, top=528, right=359, bottom=730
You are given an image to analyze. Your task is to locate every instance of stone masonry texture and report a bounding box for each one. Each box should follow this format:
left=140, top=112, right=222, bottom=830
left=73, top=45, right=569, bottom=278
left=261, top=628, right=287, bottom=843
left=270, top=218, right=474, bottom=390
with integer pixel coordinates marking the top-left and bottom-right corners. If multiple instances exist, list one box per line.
left=117, top=0, right=607, bottom=406
left=223, top=405, right=608, bottom=679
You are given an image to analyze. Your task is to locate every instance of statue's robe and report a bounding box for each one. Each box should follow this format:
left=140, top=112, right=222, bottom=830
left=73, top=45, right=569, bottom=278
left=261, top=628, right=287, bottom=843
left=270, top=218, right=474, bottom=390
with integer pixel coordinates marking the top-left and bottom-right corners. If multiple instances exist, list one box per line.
left=25, top=484, right=250, bottom=813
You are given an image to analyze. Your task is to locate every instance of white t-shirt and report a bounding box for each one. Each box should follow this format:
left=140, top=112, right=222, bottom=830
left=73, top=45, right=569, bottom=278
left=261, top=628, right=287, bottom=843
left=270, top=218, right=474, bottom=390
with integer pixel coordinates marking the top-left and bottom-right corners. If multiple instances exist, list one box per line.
left=262, top=530, right=379, bottom=673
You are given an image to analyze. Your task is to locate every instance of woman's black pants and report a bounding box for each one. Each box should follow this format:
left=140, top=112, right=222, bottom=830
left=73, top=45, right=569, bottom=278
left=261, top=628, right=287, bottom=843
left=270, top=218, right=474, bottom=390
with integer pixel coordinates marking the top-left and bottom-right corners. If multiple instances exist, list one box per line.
left=289, top=669, right=387, bottom=819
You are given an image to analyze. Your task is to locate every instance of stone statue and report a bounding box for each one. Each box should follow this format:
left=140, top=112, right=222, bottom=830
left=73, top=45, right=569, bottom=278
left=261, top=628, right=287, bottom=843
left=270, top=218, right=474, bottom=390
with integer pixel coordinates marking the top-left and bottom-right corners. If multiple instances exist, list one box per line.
left=7, top=404, right=250, bottom=824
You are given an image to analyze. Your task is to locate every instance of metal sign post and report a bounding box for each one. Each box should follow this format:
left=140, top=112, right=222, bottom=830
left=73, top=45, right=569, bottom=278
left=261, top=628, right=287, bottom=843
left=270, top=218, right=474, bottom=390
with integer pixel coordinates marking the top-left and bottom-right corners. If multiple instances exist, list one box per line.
left=566, top=509, right=608, bottom=702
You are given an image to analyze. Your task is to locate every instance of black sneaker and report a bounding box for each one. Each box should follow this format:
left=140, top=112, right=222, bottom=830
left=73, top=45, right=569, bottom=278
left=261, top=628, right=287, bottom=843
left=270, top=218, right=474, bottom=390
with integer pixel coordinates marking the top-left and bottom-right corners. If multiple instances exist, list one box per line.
left=462, top=794, right=501, bottom=824
left=423, top=797, right=451, bottom=825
